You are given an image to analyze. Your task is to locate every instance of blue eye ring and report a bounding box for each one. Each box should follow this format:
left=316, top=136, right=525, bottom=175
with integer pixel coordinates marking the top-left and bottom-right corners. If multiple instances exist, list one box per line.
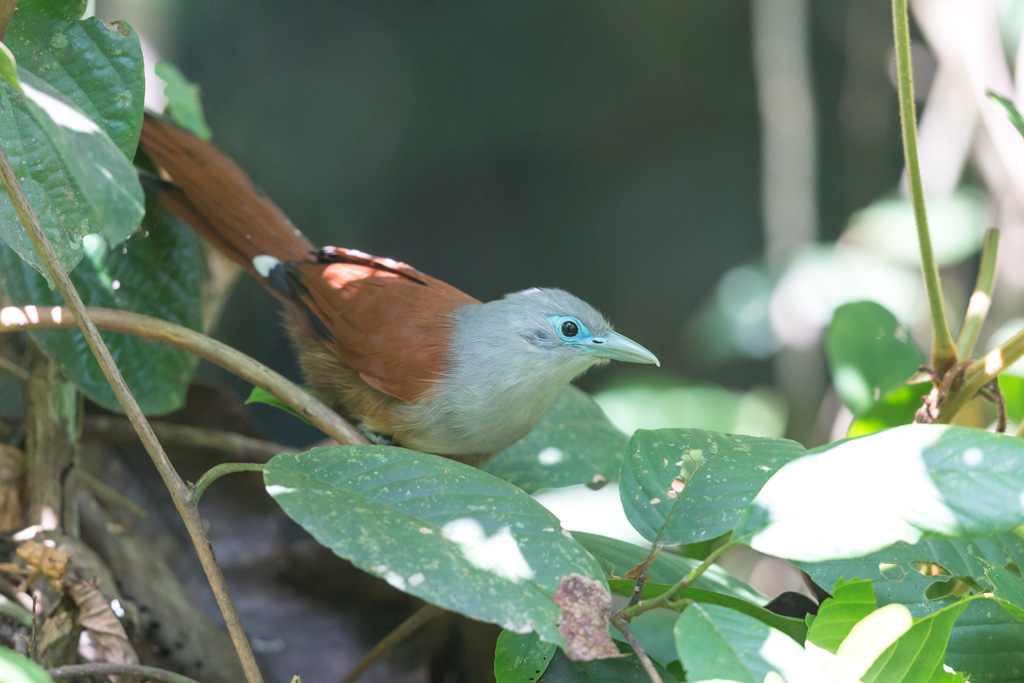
left=549, top=315, right=590, bottom=343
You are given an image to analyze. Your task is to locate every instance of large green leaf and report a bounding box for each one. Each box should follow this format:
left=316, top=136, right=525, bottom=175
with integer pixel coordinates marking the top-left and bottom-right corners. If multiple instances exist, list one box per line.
left=674, top=603, right=821, bottom=682
left=0, top=69, right=143, bottom=280
left=800, top=532, right=1024, bottom=681
left=485, top=386, right=628, bottom=493
left=0, top=3, right=144, bottom=279
left=0, top=193, right=202, bottom=414
left=734, top=425, right=1024, bottom=562
left=619, top=428, right=805, bottom=544
left=0, top=647, right=54, bottom=683
left=265, top=445, right=606, bottom=645
left=862, top=600, right=969, bottom=683
left=494, top=630, right=556, bottom=683
left=825, top=301, right=924, bottom=416
left=6, top=0, right=144, bottom=157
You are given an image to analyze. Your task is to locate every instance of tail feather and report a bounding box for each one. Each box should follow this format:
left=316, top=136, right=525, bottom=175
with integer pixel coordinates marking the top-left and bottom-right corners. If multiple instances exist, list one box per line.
left=138, top=114, right=315, bottom=278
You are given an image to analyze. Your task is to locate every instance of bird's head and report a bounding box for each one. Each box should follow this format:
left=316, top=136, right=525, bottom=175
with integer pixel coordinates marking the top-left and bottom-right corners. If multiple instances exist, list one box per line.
left=449, top=288, right=659, bottom=392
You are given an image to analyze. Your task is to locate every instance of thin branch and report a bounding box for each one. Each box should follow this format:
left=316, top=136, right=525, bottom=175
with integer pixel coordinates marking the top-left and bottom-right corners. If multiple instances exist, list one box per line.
left=0, top=0, right=16, bottom=42
left=0, top=146, right=266, bottom=681
left=617, top=542, right=737, bottom=621
left=78, top=470, right=147, bottom=518
left=0, top=305, right=368, bottom=447
left=892, top=0, right=958, bottom=374
left=0, top=353, right=28, bottom=381
left=84, top=415, right=294, bottom=462
left=956, top=228, right=1000, bottom=359
left=339, top=604, right=443, bottom=683
left=190, top=462, right=266, bottom=505
left=49, top=662, right=203, bottom=683
left=612, top=615, right=663, bottom=683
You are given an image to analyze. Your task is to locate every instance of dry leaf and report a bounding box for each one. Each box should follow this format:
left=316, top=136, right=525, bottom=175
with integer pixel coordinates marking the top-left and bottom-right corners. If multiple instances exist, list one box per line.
left=551, top=573, right=621, bottom=661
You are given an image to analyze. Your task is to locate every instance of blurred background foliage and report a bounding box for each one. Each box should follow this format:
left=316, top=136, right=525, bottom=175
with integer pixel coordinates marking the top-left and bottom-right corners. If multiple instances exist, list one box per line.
left=97, top=0, right=1024, bottom=449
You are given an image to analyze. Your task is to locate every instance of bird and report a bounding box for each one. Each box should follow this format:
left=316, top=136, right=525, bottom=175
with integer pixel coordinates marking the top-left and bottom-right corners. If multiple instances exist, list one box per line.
left=138, top=115, right=659, bottom=466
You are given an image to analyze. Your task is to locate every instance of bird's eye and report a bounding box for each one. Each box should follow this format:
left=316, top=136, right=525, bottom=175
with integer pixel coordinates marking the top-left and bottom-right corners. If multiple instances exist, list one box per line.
left=561, top=320, right=579, bottom=338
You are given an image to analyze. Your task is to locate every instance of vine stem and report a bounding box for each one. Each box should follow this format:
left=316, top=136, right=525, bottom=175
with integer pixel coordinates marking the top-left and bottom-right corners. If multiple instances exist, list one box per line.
left=0, top=305, right=368, bottom=447
left=892, top=0, right=957, bottom=374
left=616, top=542, right=737, bottom=621
left=190, top=462, right=266, bottom=505
left=0, top=146, right=265, bottom=682
left=48, top=662, right=203, bottom=683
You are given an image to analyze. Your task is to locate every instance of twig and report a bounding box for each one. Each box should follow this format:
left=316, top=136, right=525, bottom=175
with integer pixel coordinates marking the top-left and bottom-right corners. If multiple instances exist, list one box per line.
left=625, top=542, right=661, bottom=609
left=339, top=604, right=443, bottom=683
left=617, top=542, right=737, bottom=621
left=956, top=228, right=1000, bottom=359
left=0, top=0, right=16, bottom=42
left=49, top=662, right=203, bottom=683
left=0, top=353, right=28, bottom=381
left=190, top=462, right=266, bottom=505
left=893, top=0, right=957, bottom=374
left=0, top=305, right=367, bottom=447
left=84, top=415, right=293, bottom=462
left=612, top=615, right=663, bottom=683
left=78, top=470, right=147, bottom=518
left=0, top=146, right=266, bottom=680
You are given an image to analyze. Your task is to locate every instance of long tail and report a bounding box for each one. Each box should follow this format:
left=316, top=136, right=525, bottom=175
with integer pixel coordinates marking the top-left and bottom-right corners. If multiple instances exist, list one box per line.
left=138, top=114, right=315, bottom=279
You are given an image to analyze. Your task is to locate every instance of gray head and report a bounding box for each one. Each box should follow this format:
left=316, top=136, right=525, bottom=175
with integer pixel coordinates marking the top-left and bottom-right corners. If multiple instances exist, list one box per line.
left=449, top=288, right=659, bottom=392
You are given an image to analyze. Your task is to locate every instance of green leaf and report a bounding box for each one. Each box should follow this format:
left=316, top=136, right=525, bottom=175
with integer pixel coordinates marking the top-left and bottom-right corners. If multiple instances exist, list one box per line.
left=862, top=599, right=969, bottom=683
left=619, top=428, right=806, bottom=544
left=799, top=532, right=1024, bottom=681
left=154, top=62, right=212, bottom=140
left=537, top=646, right=675, bottom=682
left=806, top=578, right=877, bottom=653
left=988, top=91, right=1024, bottom=140
left=0, top=3, right=145, bottom=280
left=0, top=43, right=21, bottom=92
left=245, top=386, right=314, bottom=425
left=485, top=386, right=628, bottom=493
left=735, top=424, right=1024, bottom=562
left=5, top=4, right=144, bottom=157
left=825, top=302, right=924, bottom=416
left=0, top=69, right=144, bottom=281
left=494, top=630, right=556, bottom=683
left=0, top=192, right=202, bottom=414
left=846, top=382, right=931, bottom=438
left=674, top=604, right=820, bottom=682
left=264, top=445, right=605, bottom=645
left=0, top=647, right=54, bottom=683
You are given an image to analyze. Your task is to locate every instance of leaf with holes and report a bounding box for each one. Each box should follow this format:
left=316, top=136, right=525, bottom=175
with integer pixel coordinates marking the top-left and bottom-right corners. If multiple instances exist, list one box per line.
left=0, top=193, right=202, bottom=414
left=265, top=445, right=605, bottom=646
left=485, top=386, right=627, bottom=493
left=619, top=428, right=805, bottom=544
left=799, top=531, right=1024, bottom=680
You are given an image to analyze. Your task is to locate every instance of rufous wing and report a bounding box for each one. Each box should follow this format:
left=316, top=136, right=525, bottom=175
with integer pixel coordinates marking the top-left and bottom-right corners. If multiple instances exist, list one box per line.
left=292, top=248, right=480, bottom=403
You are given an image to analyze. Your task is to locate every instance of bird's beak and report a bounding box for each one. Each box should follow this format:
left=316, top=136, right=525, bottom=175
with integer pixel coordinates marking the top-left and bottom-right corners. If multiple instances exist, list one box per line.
left=582, top=331, right=660, bottom=366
